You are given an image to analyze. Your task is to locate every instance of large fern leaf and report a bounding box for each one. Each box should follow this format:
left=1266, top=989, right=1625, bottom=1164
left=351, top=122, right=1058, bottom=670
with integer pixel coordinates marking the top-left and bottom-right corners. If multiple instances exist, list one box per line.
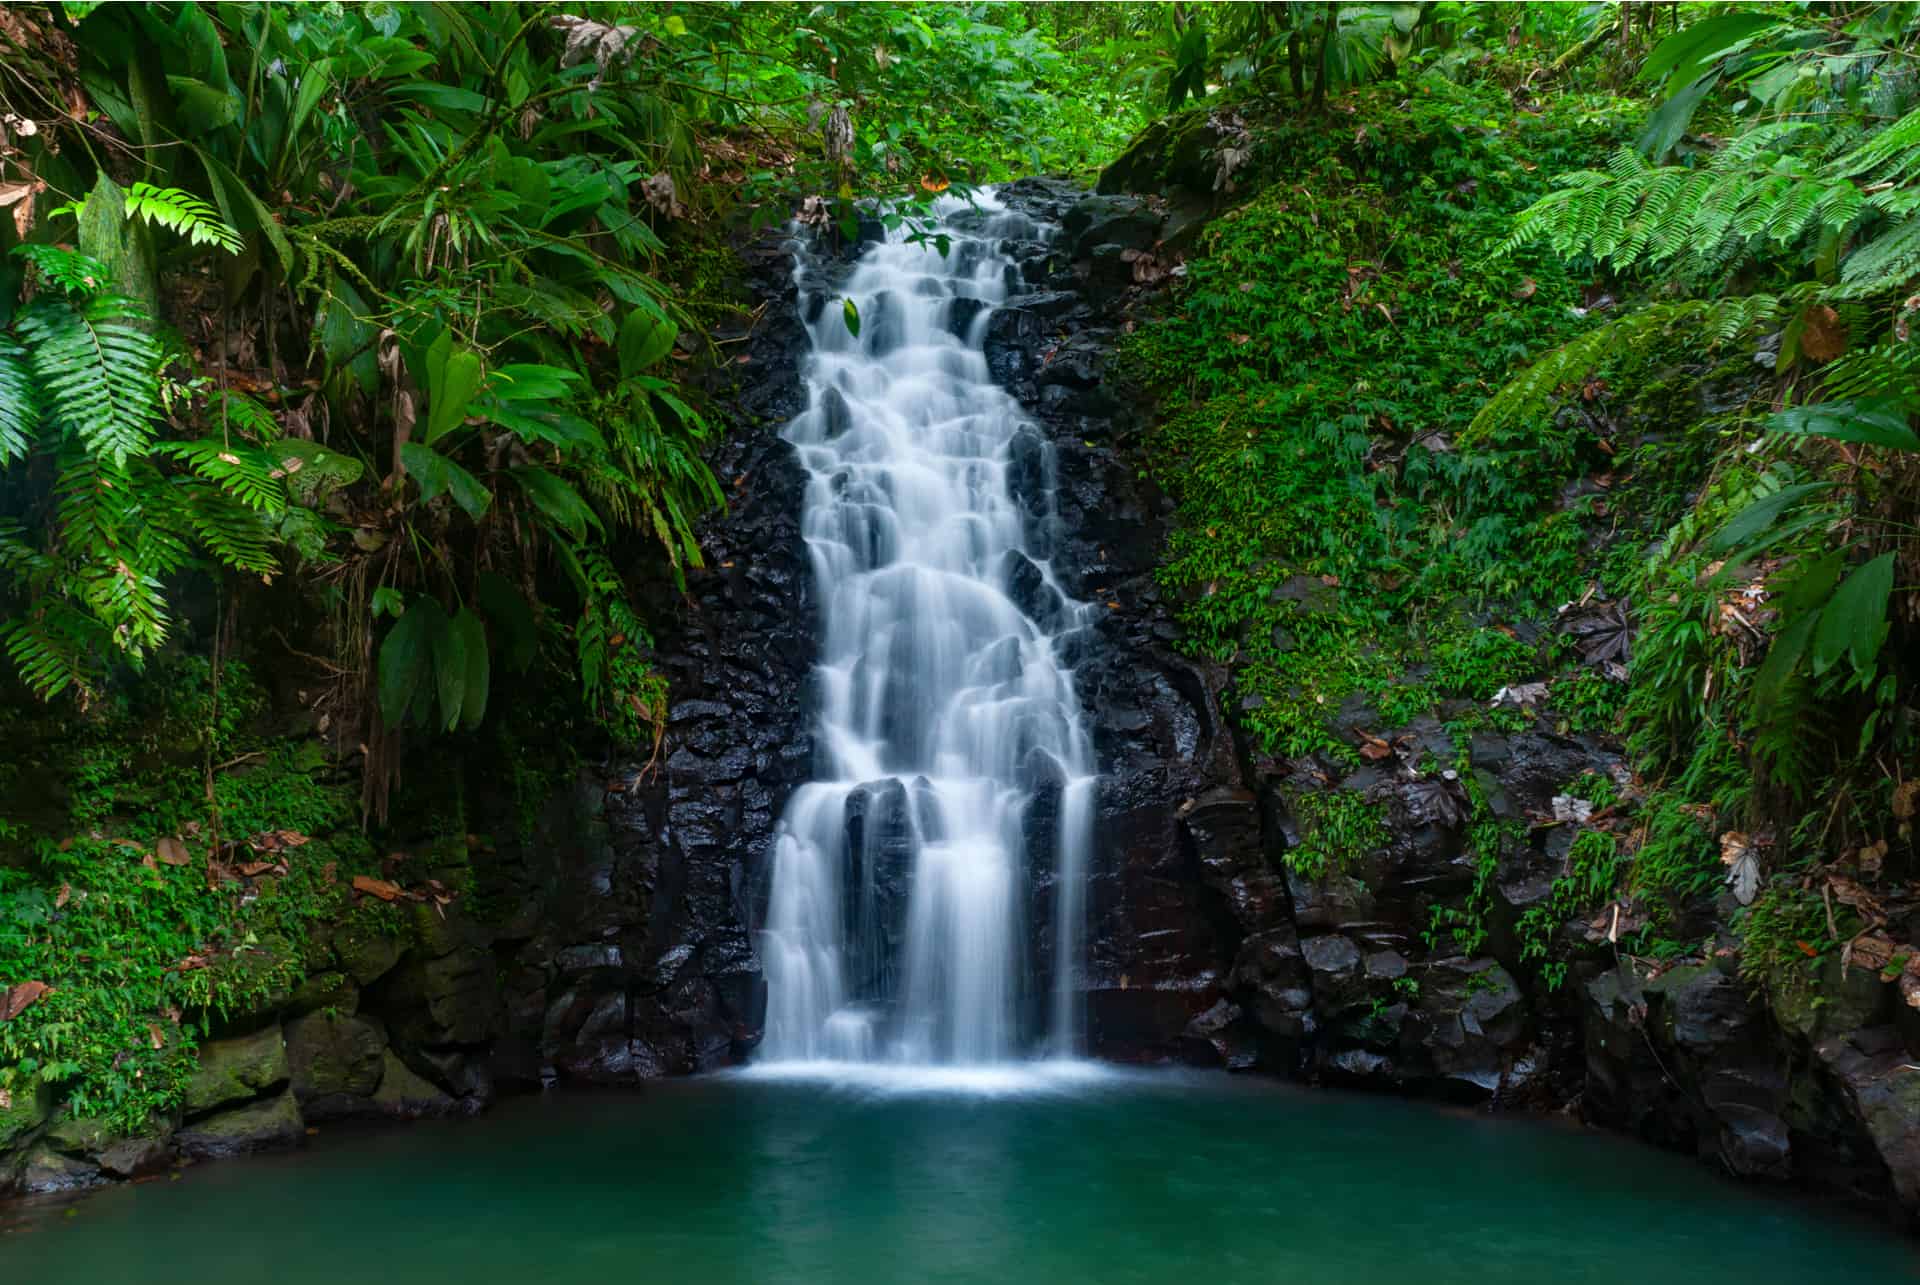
left=0, top=336, right=37, bottom=465
left=15, top=295, right=164, bottom=467
left=122, top=181, right=244, bottom=254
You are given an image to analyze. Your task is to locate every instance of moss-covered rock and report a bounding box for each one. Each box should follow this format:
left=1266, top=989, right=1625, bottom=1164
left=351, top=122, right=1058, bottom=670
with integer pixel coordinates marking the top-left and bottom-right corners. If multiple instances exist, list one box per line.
left=332, top=918, right=404, bottom=986
left=182, top=1024, right=289, bottom=1116
left=44, top=1113, right=110, bottom=1156
left=98, top=1134, right=172, bottom=1179
left=286, top=1011, right=386, bottom=1102
left=0, top=1078, right=52, bottom=1150
left=371, top=1051, right=455, bottom=1118
left=287, top=969, right=359, bottom=1017
left=174, top=1089, right=305, bottom=1159
left=1770, top=958, right=1891, bottom=1043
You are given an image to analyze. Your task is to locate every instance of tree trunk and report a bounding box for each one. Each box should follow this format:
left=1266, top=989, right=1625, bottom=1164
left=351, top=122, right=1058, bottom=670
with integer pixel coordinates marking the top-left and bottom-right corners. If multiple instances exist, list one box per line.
left=1311, top=2, right=1337, bottom=108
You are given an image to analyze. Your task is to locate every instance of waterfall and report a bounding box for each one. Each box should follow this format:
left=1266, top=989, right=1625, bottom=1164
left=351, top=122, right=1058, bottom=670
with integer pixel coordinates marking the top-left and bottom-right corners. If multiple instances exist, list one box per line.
left=756, top=191, right=1097, bottom=1069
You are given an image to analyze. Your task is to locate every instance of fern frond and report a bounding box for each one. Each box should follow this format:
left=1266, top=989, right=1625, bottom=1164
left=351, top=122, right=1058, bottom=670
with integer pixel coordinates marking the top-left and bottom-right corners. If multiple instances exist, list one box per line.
left=180, top=485, right=278, bottom=574
left=0, top=607, right=104, bottom=702
left=1836, top=214, right=1920, bottom=294
left=15, top=295, right=164, bottom=467
left=1832, top=106, right=1920, bottom=183
left=1463, top=298, right=1783, bottom=446
left=206, top=388, right=281, bottom=443
left=10, top=244, right=114, bottom=296
left=0, top=336, right=37, bottom=464
left=123, top=181, right=244, bottom=255
left=156, top=439, right=288, bottom=511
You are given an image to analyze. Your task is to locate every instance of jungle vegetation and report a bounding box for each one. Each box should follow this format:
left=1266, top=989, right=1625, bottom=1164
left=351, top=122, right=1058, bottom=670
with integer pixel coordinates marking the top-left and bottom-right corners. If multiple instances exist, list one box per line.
left=0, top=1, right=1915, bottom=1140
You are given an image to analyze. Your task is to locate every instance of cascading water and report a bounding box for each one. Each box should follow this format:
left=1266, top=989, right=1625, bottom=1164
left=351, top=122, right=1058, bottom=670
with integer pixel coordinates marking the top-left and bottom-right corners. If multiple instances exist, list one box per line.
left=755, top=191, right=1096, bottom=1070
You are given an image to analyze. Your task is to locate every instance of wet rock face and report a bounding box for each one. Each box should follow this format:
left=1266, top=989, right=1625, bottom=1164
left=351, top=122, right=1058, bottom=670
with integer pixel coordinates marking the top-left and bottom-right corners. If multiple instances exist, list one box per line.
left=476, top=233, right=817, bottom=1086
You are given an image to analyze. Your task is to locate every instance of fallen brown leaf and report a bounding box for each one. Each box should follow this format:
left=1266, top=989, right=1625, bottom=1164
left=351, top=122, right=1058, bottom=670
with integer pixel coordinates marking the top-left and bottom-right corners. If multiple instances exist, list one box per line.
left=352, top=875, right=404, bottom=902
left=1, top=980, right=51, bottom=1022
left=155, top=836, right=191, bottom=866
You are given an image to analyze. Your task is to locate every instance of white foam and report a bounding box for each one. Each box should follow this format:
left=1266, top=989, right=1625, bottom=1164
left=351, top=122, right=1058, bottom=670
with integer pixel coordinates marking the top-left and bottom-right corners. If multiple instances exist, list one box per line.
left=731, top=1058, right=1117, bottom=1097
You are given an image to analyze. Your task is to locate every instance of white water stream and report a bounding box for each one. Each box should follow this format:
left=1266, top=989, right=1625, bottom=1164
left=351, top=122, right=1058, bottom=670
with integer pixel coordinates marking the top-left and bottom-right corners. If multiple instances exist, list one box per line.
left=756, top=192, right=1096, bottom=1071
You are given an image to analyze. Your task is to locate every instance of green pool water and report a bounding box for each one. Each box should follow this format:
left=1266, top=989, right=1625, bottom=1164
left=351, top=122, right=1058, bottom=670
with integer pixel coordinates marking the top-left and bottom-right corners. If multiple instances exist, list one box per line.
left=3, top=1066, right=1915, bottom=1284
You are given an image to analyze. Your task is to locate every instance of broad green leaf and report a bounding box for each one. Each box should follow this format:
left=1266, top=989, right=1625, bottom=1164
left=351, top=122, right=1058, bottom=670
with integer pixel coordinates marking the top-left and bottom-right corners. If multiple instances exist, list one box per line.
left=1709, top=481, right=1833, bottom=552
left=1768, top=398, right=1920, bottom=453
left=488, top=363, right=579, bottom=402
left=476, top=570, right=537, bottom=672
left=618, top=310, right=677, bottom=378
left=1811, top=552, right=1894, bottom=676
left=164, top=75, right=239, bottom=134
left=377, top=596, right=442, bottom=725
left=452, top=606, right=489, bottom=730
left=424, top=334, right=484, bottom=444
left=286, top=61, right=334, bottom=150
left=431, top=601, right=467, bottom=730
left=511, top=466, right=600, bottom=542
left=400, top=442, right=491, bottom=519
left=1754, top=610, right=1816, bottom=712
left=843, top=298, right=861, bottom=338
left=274, top=438, right=365, bottom=500
left=1774, top=548, right=1843, bottom=616
left=1636, top=74, right=1716, bottom=162
left=1640, top=13, right=1782, bottom=94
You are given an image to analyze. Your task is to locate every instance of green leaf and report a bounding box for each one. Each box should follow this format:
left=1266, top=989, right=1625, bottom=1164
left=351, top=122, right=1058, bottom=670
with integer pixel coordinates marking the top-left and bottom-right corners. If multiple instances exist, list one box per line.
left=1774, top=549, right=1843, bottom=616
left=273, top=438, right=365, bottom=501
left=842, top=298, right=861, bottom=339
left=431, top=601, right=468, bottom=730
left=1811, top=552, right=1894, bottom=676
left=1709, top=482, right=1833, bottom=552
left=618, top=310, right=678, bottom=378
left=0, top=337, right=39, bottom=465
left=1754, top=610, right=1816, bottom=713
left=371, top=586, right=405, bottom=619
left=452, top=606, right=489, bottom=730
left=1640, top=13, right=1782, bottom=95
left=16, top=294, right=164, bottom=468
left=378, top=597, right=442, bottom=725
left=163, top=75, right=239, bottom=134
left=1636, top=74, right=1717, bottom=162
left=424, top=333, right=484, bottom=444
left=476, top=570, right=537, bottom=673
left=511, top=466, right=599, bottom=542
left=1768, top=398, right=1920, bottom=453
left=399, top=442, right=491, bottom=519
left=286, top=61, right=335, bottom=150
left=488, top=363, right=579, bottom=402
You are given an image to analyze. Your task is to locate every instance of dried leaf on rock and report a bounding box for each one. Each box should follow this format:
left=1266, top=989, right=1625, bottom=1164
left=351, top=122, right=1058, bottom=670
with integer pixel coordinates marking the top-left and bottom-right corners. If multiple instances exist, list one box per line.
left=1403, top=779, right=1468, bottom=828
left=155, top=836, right=191, bottom=866
left=1720, top=831, right=1760, bottom=905
left=1844, top=932, right=1896, bottom=973
left=1491, top=681, right=1550, bottom=708
left=1552, top=794, right=1594, bottom=825
left=1827, top=875, right=1884, bottom=918
left=1560, top=597, right=1632, bottom=666
left=351, top=875, right=404, bottom=902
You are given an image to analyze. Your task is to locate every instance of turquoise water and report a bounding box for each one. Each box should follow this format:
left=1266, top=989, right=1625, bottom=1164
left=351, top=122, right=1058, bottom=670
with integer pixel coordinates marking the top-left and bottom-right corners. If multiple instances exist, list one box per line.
left=4, top=1067, right=1915, bottom=1284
